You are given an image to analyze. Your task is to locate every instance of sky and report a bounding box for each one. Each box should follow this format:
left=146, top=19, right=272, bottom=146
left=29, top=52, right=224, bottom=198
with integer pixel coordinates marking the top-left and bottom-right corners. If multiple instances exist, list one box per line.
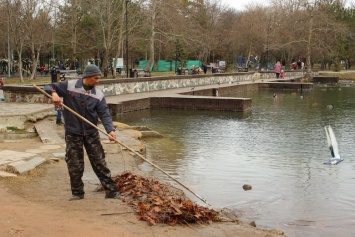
left=223, top=0, right=355, bottom=12
left=223, top=0, right=269, bottom=11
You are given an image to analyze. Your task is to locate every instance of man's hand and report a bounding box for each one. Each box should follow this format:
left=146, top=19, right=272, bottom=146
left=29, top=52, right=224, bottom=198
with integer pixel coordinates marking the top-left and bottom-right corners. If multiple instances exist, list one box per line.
left=51, top=92, right=62, bottom=105
left=108, top=131, right=117, bottom=141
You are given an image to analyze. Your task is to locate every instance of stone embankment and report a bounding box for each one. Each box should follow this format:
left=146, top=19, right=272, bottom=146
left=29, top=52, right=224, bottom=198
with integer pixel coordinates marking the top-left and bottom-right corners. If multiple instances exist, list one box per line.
left=0, top=118, right=155, bottom=177
left=0, top=71, right=307, bottom=176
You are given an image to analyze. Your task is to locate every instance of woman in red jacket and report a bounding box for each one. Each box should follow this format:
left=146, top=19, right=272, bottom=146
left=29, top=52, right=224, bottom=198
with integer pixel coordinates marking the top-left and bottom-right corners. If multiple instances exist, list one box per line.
left=274, top=61, right=282, bottom=78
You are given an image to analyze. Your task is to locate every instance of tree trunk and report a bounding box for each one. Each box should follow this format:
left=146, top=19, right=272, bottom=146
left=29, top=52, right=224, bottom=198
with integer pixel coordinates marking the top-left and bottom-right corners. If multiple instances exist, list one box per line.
left=30, top=43, right=37, bottom=80
left=306, top=11, right=313, bottom=79
left=145, top=0, right=157, bottom=72
left=16, top=49, right=24, bottom=83
left=113, top=1, right=125, bottom=78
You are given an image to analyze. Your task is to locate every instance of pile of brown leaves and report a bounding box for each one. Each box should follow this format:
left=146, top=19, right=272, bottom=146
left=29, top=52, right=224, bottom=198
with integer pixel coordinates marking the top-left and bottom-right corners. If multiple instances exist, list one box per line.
left=112, top=172, right=220, bottom=226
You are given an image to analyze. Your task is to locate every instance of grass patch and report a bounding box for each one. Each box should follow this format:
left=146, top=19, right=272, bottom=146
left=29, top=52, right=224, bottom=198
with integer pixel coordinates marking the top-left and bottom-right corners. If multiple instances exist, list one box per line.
left=6, top=126, right=20, bottom=131
left=318, top=72, right=355, bottom=80
left=2, top=76, right=52, bottom=86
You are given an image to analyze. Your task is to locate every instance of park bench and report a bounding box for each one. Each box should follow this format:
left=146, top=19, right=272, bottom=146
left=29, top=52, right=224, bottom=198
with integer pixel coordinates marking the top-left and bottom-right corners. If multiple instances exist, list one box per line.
left=180, top=68, right=189, bottom=75
left=60, top=70, right=78, bottom=80
left=238, top=67, right=248, bottom=72
left=133, top=69, right=151, bottom=77
left=218, top=67, right=226, bottom=73
left=176, top=67, right=189, bottom=75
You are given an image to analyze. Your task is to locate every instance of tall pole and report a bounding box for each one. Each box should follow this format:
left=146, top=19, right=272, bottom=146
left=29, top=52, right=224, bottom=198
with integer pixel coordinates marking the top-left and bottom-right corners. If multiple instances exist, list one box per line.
left=266, top=17, right=271, bottom=71
left=306, top=7, right=314, bottom=79
left=52, top=42, right=55, bottom=62
left=125, top=0, right=129, bottom=78
left=266, top=31, right=269, bottom=70
left=7, top=13, right=11, bottom=77
left=52, top=7, right=56, bottom=67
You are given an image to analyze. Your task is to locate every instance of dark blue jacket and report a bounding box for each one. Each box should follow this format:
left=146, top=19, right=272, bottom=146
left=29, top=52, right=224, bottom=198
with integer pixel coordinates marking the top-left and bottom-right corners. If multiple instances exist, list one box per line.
left=44, top=79, right=115, bottom=136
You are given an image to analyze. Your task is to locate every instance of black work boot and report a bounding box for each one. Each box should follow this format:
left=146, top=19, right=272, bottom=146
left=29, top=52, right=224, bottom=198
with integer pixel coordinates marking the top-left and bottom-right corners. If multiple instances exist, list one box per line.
left=105, top=192, right=121, bottom=199
left=69, top=195, right=84, bottom=201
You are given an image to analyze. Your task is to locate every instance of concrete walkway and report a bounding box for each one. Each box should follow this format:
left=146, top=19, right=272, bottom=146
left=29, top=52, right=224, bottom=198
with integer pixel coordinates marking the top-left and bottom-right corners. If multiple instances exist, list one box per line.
left=0, top=76, right=302, bottom=177
left=0, top=76, right=298, bottom=131
left=0, top=102, right=55, bottom=131
left=105, top=76, right=261, bottom=104
left=0, top=78, right=249, bottom=130
left=0, top=116, right=142, bottom=177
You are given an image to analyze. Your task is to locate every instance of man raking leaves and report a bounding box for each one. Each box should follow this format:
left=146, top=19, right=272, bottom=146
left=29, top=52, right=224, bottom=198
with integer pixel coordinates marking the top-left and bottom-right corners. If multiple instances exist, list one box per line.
left=43, top=64, right=120, bottom=201
left=35, top=65, right=209, bottom=205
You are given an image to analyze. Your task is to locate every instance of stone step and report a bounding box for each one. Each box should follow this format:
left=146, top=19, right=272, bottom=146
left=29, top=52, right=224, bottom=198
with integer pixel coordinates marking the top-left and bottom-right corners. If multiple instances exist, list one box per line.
left=0, top=150, right=36, bottom=166
left=35, top=119, right=65, bottom=144
left=7, top=157, right=46, bottom=174
left=0, top=170, right=17, bottom=177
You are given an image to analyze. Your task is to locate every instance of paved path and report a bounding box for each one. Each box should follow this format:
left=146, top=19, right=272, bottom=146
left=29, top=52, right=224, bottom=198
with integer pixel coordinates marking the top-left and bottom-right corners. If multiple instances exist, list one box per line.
left=0, top=76, right=299, bottom=178
left=104, top=77, right=263, bottom=104
left=0, top=76, right=295, bottom=131
left=0, top=102, right=53, bottom=116
left=0, top=76, right=288, bottom=118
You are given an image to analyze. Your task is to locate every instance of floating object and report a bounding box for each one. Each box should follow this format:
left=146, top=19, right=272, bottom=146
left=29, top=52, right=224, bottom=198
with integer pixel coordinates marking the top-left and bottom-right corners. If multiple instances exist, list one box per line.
left=326, top=104, right=334, bottom=109
left=243, top=184, right=252, bottom=191
left=324, top=125, right=343, bottom=165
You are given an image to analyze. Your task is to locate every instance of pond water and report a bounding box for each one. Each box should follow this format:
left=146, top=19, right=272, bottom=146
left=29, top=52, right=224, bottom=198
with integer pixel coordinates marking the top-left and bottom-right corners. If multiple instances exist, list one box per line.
left=114, top=83, right=355, bottom=237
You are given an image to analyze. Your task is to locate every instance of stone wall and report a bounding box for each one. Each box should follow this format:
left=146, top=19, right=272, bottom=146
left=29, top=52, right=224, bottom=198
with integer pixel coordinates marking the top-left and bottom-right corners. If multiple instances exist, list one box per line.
left=3, top=73, right=256, bottom=102
left=312, top=76, right=339, bottom=83
left=259, top=70, right=304, bottom=79
left=96, top=73, right=255, bottom=96
left=2, top=71, right=305, bottom=103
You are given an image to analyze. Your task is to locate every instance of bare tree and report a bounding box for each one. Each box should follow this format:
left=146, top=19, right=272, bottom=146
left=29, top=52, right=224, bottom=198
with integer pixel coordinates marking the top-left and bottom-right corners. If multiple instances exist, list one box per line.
left=57, top=0, right=85, bottom=70
left=89, top=0, right=123, bottom=77
left=112, top=0, right=126, bottom=78
left=23, top=0, right=53, bottom=80
left=5, top=0, right=28, bottom=82
left=143, top=0, right=158, bottom=71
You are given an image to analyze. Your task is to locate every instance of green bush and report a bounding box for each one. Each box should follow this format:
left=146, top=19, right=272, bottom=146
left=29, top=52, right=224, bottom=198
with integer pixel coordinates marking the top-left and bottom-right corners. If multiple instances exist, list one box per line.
left=333, top=63, right=341, bottom=72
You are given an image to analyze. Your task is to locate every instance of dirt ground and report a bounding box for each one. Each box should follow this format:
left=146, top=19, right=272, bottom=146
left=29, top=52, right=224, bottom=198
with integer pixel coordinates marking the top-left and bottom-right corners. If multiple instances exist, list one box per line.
left=0, top=131, right=285, bottom=237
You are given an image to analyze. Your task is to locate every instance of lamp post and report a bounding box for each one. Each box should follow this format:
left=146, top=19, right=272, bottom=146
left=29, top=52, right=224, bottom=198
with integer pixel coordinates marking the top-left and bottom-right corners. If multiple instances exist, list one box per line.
left=51, top=39, right=55, bottom=67
left=266, top=17, right=272, bottom=70
left=266, top=26, right=270, bottom=70
left=305, top=1, right=317, bottom=79
left=125, top=0, right=130, bottom=78
left=7, top=13, right=11, bottom=77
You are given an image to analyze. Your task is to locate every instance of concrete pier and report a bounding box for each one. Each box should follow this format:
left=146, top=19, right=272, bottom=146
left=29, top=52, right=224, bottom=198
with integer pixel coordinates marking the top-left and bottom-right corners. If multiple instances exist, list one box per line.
left=312, top=76, right=339, bottom=84
left=0, top=74, right=308, bottom=131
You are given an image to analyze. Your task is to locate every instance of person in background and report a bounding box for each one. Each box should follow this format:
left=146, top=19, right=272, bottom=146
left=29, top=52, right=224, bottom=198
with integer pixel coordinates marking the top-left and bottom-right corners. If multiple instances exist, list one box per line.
left=280, top=69, right=285, bottom=79
left=44, top=64, right=120, bottom=201
left=274, top=61, right=282, bottom=78
left=0, top=77, right=4, bottom=101
left=55, top=97, right=64, bottom=125
left=297, top=60, right=302, bottom=69
left=201, top=64, right=207, bottom=74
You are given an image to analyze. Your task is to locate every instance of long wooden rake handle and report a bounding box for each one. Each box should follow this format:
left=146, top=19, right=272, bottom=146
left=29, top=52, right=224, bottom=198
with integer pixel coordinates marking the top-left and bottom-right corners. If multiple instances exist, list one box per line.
left=33, top=84, right=209, bottom=205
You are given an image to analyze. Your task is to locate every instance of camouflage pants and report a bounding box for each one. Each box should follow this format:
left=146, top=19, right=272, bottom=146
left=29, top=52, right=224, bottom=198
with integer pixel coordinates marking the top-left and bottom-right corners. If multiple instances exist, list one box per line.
left=65, top=131, right=118, bottom=197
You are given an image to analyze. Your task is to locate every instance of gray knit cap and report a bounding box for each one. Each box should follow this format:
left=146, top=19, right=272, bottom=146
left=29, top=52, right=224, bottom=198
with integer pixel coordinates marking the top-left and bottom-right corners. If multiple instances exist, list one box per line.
left=82, top=64, right=101, bottom=78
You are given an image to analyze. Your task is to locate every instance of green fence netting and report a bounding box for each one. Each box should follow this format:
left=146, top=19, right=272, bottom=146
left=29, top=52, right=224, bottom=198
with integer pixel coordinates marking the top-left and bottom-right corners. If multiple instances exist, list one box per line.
left=157, top=60, right=174, bottom=72
left=138, top=60, right=202, bottom=71
left=186, top=60, right=202, bottom=69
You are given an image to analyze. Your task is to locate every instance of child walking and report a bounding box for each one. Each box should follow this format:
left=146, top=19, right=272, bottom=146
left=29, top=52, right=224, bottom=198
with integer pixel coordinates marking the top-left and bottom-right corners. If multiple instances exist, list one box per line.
left=55, top=97, right=64, bottom=125
left=280, top=70, right=285, bottom=79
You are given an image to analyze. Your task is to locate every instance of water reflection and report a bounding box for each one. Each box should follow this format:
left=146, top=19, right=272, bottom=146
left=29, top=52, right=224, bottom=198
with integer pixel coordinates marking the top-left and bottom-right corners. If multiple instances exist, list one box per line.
left=114, top=85, right=355, bottom=237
